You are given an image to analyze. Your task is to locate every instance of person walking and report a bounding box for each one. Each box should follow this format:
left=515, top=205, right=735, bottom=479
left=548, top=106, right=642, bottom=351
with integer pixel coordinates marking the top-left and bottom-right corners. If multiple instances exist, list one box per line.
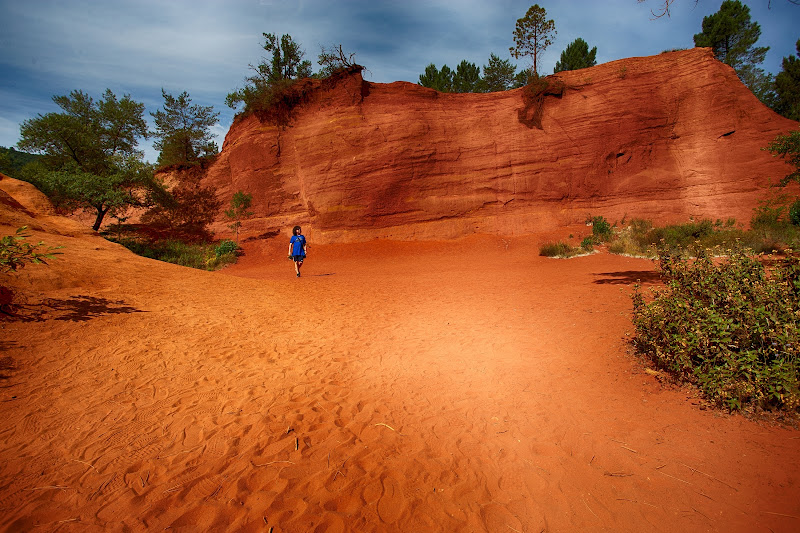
left=288, top=225, right=307, bottom=277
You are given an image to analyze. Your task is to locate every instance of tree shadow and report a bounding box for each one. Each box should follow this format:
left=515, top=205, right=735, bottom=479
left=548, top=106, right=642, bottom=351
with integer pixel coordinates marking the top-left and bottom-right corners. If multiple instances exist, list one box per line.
left=593, top=270, right=663, bottom=285
left=44, top=296, right=143, bottom=322
left=3, top=296, right=144, bottom=322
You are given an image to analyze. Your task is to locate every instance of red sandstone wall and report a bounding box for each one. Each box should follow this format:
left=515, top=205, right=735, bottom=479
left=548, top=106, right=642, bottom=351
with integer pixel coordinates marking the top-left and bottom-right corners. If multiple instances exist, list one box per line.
left=203, top=48, right=798, bottom=243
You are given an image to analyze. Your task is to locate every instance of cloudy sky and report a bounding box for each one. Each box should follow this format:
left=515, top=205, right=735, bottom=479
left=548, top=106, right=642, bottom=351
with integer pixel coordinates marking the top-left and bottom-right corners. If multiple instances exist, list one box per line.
left=1, top=0, right=797, bottom=163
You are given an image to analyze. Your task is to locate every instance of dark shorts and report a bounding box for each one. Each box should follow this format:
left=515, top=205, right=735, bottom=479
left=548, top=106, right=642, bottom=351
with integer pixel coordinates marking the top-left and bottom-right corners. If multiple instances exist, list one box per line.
left=292, top=255, right=305, bottom=263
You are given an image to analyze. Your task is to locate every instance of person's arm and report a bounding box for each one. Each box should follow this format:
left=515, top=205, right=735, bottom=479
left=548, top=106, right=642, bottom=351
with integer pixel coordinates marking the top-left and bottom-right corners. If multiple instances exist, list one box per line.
left=288, top=239, right=293, bottom=256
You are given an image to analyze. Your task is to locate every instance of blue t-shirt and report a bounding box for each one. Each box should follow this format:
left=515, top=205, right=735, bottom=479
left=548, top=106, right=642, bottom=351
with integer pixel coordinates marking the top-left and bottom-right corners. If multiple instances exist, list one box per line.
left=290, top=235, right=306, bottom=256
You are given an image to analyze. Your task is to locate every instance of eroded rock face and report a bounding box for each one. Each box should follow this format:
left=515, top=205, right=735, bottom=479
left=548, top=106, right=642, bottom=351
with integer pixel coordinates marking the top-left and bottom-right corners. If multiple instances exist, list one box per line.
left=203, top=48, right=798, bottom=243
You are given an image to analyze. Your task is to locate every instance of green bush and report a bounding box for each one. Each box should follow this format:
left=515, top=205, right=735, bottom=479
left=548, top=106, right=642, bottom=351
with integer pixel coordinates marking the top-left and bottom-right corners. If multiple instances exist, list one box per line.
left=632, top=246, right=800, bottom=412
left=539, top=241, right=577, bottom=257
left=580, top=237, right=594, bottom=251
left=114, top=238, right=238, bottom=271
left=789, top=198, right=800, bottom=226
left=214, top=239, right=239, bottom=258
left=588, top=215, right=613, bottom=243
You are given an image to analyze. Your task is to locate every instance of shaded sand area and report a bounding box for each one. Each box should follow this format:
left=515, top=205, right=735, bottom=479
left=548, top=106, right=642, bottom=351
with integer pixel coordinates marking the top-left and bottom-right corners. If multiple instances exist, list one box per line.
left=2, top=204, right=800, bottom=531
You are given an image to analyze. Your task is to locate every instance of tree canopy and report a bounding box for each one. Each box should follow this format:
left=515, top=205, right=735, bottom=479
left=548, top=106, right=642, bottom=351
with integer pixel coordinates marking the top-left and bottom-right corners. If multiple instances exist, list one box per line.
left=419, top=63, right=454, bottom=92
left=17, top=89, right=161, bottom=231
left=151, top=89, right=220, bottom=167
left=453, top=60, right=482, bottom=93
left=554, top=37, right=597, bottom=73
left=767, top=128, right=800, bottom=186
left=225, top=33, right=313, bottom=114
left=419, top=61, right=482, bottom=93
left=774, top=39, right=800, bottom=121
left=509, top=4, right=557, bottom=77
left=481, top=54, right=521, bottom=92
left=693, top=0, right=772, bottom=103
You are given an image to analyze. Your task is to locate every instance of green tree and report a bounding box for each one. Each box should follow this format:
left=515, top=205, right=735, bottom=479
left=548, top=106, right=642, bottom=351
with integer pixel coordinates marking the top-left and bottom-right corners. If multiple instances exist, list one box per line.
left=775, top=39, right=800, bottom=121
left=480, top=54, right=519, bottom=92
left=510, top=4, right=557, bottom=77
left=419, top=63, right=454, bottom=92
left=554, top=37, right=597, bottom=73
left=0, top=147, right=41, bottom=178
left=420, top=61, right=483, bottom=93
left=0, top=150, right=10, bottom=176
left=693, top=1, right=771, bottom=101
left=766, top=128, right=800, bottom=186
left=225, top=191, right=254, bottom=242
left=226, top=33, right=313, bottom=113
left=18, top=90, right=161, bottom=231
left=151, top=90, right=219, bottom=167
left=453, top=60, right=482, bottom=92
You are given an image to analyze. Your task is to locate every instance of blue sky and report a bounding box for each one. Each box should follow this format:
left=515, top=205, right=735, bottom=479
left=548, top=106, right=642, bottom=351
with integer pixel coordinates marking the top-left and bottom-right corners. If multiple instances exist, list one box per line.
left=1, top=0, right=797, bottom=163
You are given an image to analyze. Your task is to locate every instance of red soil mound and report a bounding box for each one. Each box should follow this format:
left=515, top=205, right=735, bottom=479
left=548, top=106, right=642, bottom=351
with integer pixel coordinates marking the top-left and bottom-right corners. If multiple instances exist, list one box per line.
left=201, top=48, right=797, bottom=243
left=1, top=177, right=799, bottom=532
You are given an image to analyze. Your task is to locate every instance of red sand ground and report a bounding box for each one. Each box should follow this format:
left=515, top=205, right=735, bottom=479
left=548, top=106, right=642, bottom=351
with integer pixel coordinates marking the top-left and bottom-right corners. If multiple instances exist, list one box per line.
left=1, top=212, right=799, bottom=531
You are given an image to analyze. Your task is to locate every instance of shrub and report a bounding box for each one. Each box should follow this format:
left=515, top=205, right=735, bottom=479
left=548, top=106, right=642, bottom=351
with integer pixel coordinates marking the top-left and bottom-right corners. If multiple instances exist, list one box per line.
left=114, top=237, right=238, bottom=271
left=632, top=246, right=800, bottom=412
left=539, top=241, right=577, bottom=257
left=214, top=240, right=238, bottom=258
left=588, top=215, right=613, bottom=243
left=789, top=198, right=800, bottom=226
left=580, top=237, right=594, bottom=251
left=610, top=218, right=747, bottom=257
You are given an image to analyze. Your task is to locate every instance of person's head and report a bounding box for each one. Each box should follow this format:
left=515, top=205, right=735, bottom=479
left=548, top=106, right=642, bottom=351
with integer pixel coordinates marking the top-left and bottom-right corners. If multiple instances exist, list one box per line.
left=293, top=225, right=302, bottom=236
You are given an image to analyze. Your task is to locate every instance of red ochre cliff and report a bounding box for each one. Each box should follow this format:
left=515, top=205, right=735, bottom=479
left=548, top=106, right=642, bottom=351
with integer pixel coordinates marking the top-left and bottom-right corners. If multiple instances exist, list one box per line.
left=201, top=48, right=798, bottom=243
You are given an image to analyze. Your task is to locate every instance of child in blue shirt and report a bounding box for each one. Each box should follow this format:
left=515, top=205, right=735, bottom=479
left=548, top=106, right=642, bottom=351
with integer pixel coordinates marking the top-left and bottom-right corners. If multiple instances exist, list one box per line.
left=288, top=225, right=307, bottom=277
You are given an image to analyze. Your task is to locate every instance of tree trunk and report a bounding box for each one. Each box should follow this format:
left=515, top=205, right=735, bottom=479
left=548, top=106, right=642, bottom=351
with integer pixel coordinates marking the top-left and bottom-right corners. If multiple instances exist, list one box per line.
left=92, top=207, right=108, bottom=232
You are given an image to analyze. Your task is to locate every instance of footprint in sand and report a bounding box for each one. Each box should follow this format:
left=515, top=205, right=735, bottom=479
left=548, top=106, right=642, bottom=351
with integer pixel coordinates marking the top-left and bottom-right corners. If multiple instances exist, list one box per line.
left=183, top=423, right=203, bottom=447
left=376, top=474, right=405, bottom=524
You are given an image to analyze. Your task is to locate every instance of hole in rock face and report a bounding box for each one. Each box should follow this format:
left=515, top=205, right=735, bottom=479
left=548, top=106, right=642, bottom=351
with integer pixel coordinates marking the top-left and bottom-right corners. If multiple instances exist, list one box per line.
left=616, top=152, right=625, bottom=158
left=720, top=130, right=735, bottom=137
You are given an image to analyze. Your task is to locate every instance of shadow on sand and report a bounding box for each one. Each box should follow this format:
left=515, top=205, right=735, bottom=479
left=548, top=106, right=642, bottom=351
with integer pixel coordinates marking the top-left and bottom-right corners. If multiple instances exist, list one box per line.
left=592, top=270, right=662, bottom=285
left=44, top=296, right=143, bottom=322
left=5, top=296, right=144, bottom=323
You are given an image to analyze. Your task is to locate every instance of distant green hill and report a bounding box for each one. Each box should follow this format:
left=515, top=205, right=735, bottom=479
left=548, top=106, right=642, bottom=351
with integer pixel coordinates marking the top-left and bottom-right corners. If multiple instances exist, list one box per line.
left=0, top=146, right=42, bottom=178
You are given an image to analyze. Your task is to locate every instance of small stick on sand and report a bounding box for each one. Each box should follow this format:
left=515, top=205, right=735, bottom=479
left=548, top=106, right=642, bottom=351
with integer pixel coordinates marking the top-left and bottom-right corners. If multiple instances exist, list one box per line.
left=658, top=470, right=691, bottom=485
left=252, top=460, right=295, bottom=467
left=678, top=462, right=738, bottom=491
left=375, top=422, right=406, bottom=436
left=761, top=511, right=799, bottom=519
left=583, top=498, right=599, bottom=520
left=71, top=459, right=98, bottom=472
left=620, top=446, right=638, bottom=453
left=25, top=485, right=69, bottom=491
left=616, top=498, right=658, bottom=508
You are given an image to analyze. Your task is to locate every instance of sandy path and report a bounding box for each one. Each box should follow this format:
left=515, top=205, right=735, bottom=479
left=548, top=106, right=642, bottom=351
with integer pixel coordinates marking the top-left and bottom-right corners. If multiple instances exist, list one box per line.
left=1, top=229, right=799, bottom=532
